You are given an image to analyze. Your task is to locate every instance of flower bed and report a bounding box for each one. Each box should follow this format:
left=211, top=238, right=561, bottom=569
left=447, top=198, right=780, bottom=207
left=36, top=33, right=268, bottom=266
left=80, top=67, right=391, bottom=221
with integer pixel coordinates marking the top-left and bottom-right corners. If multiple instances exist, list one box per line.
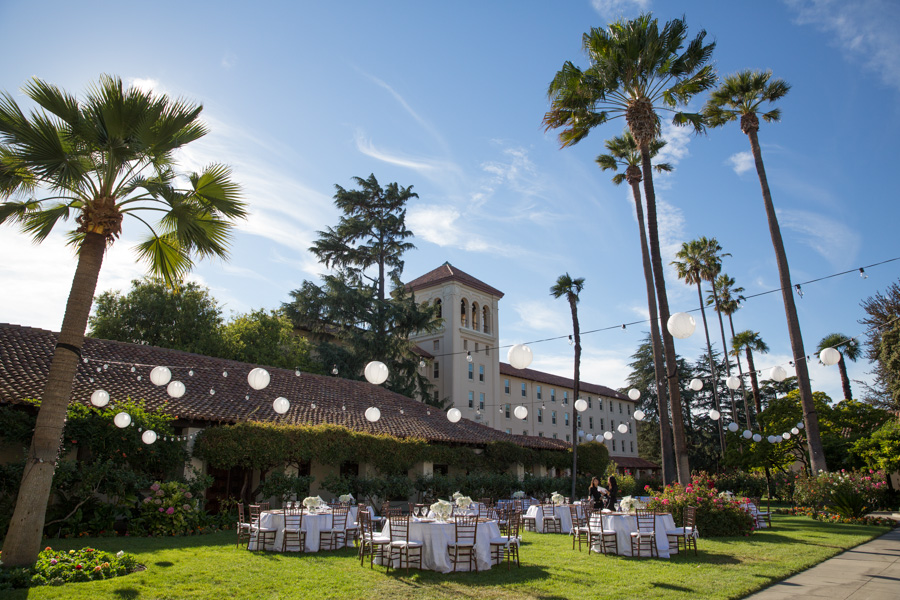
left=645, top=475, right=755, bottom=537
left=133, top=481, right=201, bottom=536
left=775, top=505, right=897, bottom=527
left=0, top=546, right=139, bottom=590
left=793, top=469, right=890, bottom=514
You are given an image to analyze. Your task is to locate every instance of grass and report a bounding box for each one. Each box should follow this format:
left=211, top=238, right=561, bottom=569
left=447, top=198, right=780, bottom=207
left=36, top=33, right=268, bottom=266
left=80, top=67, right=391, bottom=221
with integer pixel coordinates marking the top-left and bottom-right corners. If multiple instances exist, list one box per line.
left=1, top=515, right=889, bottom=600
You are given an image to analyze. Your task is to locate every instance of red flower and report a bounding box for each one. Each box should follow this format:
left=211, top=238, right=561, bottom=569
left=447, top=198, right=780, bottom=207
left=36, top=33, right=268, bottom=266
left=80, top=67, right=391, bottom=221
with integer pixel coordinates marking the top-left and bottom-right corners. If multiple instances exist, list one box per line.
left=75, top=564, right=82, bottom=570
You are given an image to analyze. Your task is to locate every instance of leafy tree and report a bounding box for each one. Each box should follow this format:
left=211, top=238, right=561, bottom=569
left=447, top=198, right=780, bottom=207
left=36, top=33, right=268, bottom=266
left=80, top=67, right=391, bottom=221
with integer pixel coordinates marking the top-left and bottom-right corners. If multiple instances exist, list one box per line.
left=852, top=419, right=900, bottom=490
left=879, top=322, right=900, bottom=409
left=732, top=330, right=769, bottom=417
left=221, top=308, right=318, bottom=372
left=544, top=14, right=716, bottom=484
left=596, top=132, right=675, bottom=483
left=283, top=174, right=439, bottom=400
left=703, top=70, right=826, bottom=473
left=816, top=333, right=861, bottom=401
left=90, top=278, right=225, bottom=356
left=0, top=75, right=245, bottom=565
left=859, top=281, right=900, bottom=409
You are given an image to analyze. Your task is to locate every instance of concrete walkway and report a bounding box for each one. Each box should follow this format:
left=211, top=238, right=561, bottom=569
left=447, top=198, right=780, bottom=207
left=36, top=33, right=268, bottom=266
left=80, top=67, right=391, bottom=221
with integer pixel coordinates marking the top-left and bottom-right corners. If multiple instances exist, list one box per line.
left=743, top=527, right=900, bottom=599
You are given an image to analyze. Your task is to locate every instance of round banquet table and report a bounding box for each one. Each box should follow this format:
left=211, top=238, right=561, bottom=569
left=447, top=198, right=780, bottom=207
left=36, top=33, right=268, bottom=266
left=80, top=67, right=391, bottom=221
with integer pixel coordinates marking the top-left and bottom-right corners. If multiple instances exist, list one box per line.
left=253, top=506, right=367, bottom=552
left=591, top=512, right=677, bottom=558
left=377, top=518, right=502, bottom=572
left=524, top=504, right=584, bottom=533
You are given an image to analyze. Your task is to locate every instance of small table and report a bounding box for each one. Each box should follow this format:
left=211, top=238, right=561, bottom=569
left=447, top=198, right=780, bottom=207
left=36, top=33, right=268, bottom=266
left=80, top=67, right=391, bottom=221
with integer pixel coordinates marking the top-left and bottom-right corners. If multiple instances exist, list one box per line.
left=253, top=506, right=366, bottom=552
left=377, top=518, right=501, bottom=572
left=524, top=504, right=583, bottom=533
left=592, top=512, right=677, bottom=557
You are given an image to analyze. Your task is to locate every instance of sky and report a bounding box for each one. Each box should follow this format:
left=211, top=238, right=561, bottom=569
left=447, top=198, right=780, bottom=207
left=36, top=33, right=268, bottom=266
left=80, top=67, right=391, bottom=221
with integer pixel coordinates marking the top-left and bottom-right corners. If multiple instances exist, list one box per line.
left=2, top=0, right=899, bottom=406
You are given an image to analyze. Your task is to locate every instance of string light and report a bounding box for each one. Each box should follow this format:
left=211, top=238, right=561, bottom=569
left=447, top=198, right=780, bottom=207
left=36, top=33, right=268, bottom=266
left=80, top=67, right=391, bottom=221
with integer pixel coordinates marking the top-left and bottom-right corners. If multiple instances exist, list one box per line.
left=859, top=267, right=868, bottom=279
left=794, top=284, right=803, bottom=298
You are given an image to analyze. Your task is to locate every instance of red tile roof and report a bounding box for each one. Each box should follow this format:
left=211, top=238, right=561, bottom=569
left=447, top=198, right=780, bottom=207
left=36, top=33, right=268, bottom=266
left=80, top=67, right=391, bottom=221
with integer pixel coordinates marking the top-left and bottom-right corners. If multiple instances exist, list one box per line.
left=0, top=323, right=567, bottom=451
left=406, top=263, right=504, bottom=298
left=499, top=362, right=630, bottom=401
left=610, top=456, right=661, bottom=470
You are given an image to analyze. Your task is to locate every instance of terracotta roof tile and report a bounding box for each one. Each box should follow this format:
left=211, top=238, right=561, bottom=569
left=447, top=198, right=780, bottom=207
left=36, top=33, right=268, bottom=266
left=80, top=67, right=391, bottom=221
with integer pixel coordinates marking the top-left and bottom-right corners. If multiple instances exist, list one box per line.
left=406, top=263, right=504, bottom=298
left=499, top=362, right=630, bottom=401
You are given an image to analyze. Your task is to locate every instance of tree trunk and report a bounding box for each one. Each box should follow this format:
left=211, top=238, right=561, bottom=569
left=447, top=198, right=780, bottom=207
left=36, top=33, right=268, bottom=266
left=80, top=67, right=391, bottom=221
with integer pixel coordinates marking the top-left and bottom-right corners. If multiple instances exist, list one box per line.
left=711, top=287, right=742, bottom=427
left=1, top=233, right=107, bottom=566
left=697, top=283, right=726, bottom=453
left=746, top=348, right=762, bottom=417
left=640, top=146, right=690, bottom=484
left=570, top=296, right=581, bottom=502
left=838, top=356, right=852, bottom=400
left=629, top=179, right=676, bottom=484
left=747, top=128, right=827, bottom=472
left=727, top=314, right=754, bottom=429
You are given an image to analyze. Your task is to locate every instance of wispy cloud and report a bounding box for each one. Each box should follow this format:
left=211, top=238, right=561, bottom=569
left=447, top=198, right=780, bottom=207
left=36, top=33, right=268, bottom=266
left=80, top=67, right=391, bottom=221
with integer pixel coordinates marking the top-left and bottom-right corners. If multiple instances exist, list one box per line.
left=221, top=53, right=237, bottom=69
left=354, top=132, right=444, bottom=173
left=591, top=0, right=652, bottom=19
left=406, top=205, right=522, bottom=256
left=728, top=151, right=754, bottom=175
left=786, top=0, right=900, bottom=92
left=777, top=208, right=861, bottom=268
left=127, top=78, right=161, bottom=94
left=509, top=300, right=570, bottom=333
left=359, top=71, right=450, bottom=153
left=531, top=347, right=634, bottom=391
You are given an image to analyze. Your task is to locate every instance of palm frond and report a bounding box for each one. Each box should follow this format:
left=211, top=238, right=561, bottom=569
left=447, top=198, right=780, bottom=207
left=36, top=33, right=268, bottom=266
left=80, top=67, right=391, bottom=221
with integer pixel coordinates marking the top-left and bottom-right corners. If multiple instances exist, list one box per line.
left=20, top=202, right=74, bottom=242
left=188, top=163, right=246, bottom=219
left=134, top=232, right=193, bottom=287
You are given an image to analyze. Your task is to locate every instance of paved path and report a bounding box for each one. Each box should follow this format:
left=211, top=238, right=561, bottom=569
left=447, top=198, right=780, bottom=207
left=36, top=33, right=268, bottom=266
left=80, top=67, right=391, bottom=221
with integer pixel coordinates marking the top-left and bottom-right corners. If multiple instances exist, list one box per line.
left=743, top=527, right=900, bottom=600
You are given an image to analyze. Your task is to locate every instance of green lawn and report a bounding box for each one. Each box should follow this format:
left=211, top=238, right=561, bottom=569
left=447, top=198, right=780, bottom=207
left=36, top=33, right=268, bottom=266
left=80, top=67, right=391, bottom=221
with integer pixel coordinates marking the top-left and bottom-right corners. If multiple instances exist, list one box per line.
left=2, top=515, right=889, bottom=600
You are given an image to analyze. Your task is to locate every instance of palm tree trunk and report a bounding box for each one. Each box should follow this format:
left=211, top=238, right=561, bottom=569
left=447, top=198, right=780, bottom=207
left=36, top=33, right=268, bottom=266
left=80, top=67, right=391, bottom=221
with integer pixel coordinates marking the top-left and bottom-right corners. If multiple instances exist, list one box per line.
left=629, top=179, right=676, bottom=484
left=570, top=297, right=581, bottom=501
left=745, top=348, right=762, bottom=418
left=697, top=283, right=726, bottom=453
left=727, top=314, right=754, bottom=429
left=711, top=288, right=741, bottom=426
left=838, top=356, right=852, bottom=400
left=640, top=147, right=690, bottom=484
left=746, top=128, right=827, bottom=472
left=1, top=232, right=107, bottom=566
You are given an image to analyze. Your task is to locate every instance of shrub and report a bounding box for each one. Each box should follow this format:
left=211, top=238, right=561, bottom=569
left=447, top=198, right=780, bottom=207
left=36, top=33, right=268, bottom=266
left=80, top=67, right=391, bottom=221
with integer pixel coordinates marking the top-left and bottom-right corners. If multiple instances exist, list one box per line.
left=133, top=481, right=201, bottom=536
left=646, top=474, right=755, bottom=537
left=711, top=470, right=768, bottom=498
left=793, top=469, right=890, bottom=511
left=258, top=472, right=314, bottom=504
left=0, top=546, right=139, bottom=590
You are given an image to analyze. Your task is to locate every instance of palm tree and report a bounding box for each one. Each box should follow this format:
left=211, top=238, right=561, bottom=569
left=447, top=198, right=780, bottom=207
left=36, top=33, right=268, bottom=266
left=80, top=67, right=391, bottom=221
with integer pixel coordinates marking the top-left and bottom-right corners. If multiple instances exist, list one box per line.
left=704, top=70, right=827, bottom=472
left=550, top=273, right=585, bottom=501
left=708, top=274, right=753, bottom=427
left=673, top=238, right=726, bottom=453
left=0, top=75, right=246, bottom=566
left=817, top=333, right=861, bottom=401
left=596, top=132, right=676, bottom=483
left=732, top=331, right=769, bottom=417
left=544, top=14, right=716, bottom=484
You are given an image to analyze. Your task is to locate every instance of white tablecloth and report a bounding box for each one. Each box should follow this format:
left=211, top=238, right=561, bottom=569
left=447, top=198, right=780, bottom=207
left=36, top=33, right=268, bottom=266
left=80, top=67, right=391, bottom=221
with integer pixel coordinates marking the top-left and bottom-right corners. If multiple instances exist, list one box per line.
left=592, top=513, right=677, bottom=558
left=377, top=518, right=501, bottom=572
left=524, top=504, right=583, bottom=533
left=253, top=506, right=366, bottom=552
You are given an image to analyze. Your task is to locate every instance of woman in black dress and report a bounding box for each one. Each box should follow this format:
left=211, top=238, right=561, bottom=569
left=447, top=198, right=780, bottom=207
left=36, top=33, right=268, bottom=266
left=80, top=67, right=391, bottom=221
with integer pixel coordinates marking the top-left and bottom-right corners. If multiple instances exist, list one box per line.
left=588, top=477, right=605, bottom=510
left=605, top=475, right=618, bottom=510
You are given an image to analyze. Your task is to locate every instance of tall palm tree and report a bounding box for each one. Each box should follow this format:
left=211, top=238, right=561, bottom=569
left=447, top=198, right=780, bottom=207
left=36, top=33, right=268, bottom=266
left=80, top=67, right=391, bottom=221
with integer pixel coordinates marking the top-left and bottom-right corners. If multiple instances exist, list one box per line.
left=544, top=14, right=716, bottom=484
left=550, top=274, right=585, bottom=501
left=732, top=330, right=769, bottom=418
left=0, top=75, right=246, bottom=566
left=673, top=238, right=726, bottom=452
left=704, top=70, right=827, bottom=472
left=596, top=132, right=676, bottom=483
left=817, top=333, right=861, bottom=401
left=708, top=274, right=752, bottom=427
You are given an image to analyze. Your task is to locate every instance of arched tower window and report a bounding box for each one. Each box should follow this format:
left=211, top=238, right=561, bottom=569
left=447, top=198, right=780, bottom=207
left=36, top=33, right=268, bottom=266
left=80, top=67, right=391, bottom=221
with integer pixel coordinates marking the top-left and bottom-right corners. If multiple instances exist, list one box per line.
left=471, top=302, right=480, bottom=331
left=482, top=305, right=491, bottom=334
left=460, top=298, right=469, bottom=328
left=434, top=298, right=442, bottom=319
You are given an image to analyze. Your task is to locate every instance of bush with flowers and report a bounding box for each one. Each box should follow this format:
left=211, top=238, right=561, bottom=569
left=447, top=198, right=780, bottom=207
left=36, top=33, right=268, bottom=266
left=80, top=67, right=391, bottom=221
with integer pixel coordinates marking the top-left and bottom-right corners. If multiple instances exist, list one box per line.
left=646, top=474, right=755, bottom=537
left=775, top=505, right=897, bottom=527
left=0, top=546, right=139, bottom=589
left=792, top=469, right=890, bottom=515
left=132, top=481, right=201, bottom=536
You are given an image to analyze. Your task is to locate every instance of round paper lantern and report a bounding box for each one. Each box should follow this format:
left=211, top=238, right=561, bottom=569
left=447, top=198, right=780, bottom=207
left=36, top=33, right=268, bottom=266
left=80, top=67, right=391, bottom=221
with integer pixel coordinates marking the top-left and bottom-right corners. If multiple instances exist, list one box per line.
left=574, top=399, right=588, bottom=412
left=689, top=378, right=704, bottom=391
left=617, top=423, right=628, bottom=434
left=752, top=433, right=762, bottom=443
left=507, top=344, right=533, bottom=370
left=796, top=422, right=805, bottom=430
left=113, top=412, right=131, bottom=428
left=513, top=405, right=528, bottom=420
left=770, top=366, right=787, bottom=382
left=667, top=312, right=696, bottom=339
left=709, top=409, right=720, bottom=421
left=149, top=366, right=172, bottom=386
left=141, top=430, right=158, bottom=444
left=364, top=361, right=389, bottom=385
left=166, top=380, right=185, bottom=399
left=727, top=422, right=739, bottom=432
left=726, top=375, right=741, bottom=390
left=782, top=432, right=791, bottom=440
left=791, top=427, right=800, bottom=435
left=90, top=389, right=110, bottom=407
left=603, top=431, right=613, bottom=440
left=447, top=408, right=462, bottom=423
left=364, top=407, right=381, bottom=422
left=819, top=347, right=841, bottom=366
left=273, top=397, right=290, bottom=414
left=247, top=367, right=271, bottom=390
left=742, top=430, right=752, bottom=439
left=627, top=389, right=640, bottom=401
left=585, top=434, right=594, bottom=442
left=577, top=430, right=585, bottom=438
left=767, top=435, right=777, bottom=443
left=634, top=409, right=645, bottom=421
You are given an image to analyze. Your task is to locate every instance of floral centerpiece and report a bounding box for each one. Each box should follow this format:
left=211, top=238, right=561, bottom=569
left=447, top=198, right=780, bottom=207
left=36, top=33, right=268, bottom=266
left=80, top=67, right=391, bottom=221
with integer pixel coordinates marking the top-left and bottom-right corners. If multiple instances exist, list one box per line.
left=302, top=496, right=323, bottom=511
left=455, top=495, right=474, bottom=510
left=718, top=490, right=734, bottom=499
left=512, top=490, right=526, bottom=499
left=430, top=499, right=453, bottom=521
left=452, top=491, right=464, bottom=501
left=619, top=495, right=646, bottom=513
left=551, top=492, right=565, bottom=506
left=338, top=493, right=355, bottom=504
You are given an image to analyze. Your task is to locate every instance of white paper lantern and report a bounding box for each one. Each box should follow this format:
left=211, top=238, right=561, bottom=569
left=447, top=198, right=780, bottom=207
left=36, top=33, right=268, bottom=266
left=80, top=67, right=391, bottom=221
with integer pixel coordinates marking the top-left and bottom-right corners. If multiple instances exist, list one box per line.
left=689, top=378, right=704, bottom=391
left=574, top=399, right=588, bottom=412
left=149, top=366, right=172, bottom=386
left=507, top=344, right=533, bottom=370
left=770, top=366, right=787, bottom=382
left=727, top=422, right=739, bottom=432
left=819, top=347, right=841, bottom=366
left=726, top=375, right=741, bottom=390
left=709, top=409, right=720, bottom=421
left=141, top=430, right=158, bottom=444
left=791, top=427, right=800, bottom=435
left=667, top=312, right=696, bottom=339
left=742, top=430, right=752, bottom=439
left=796, top=422, right=805, bottom=430
left=364, top=407, right=381, bottom=422
left=578, top=430, right=585, bottom=438
left=617, top=423, right=628, bottom=434
left=752, top=433, right=762, bottom=442
left=166, top=381, right=186, bottom=399
left=447, top=408, right=462, bottom=423
left=767, top=435, right=777, bottom=443
left=782, top=432, right=791, bottom=440
left=364, top=361, right=389, bottom=385
left=634, top=409, right=645, bottom=421
left=90, top=389, right=110, bottom=407
left=247, top=367, right=271, bottom=390
left=273, top=397, right=290, bottom=414
left=603, top=431, right=613, bottom=440
left=585, top=434, right=594, bottom=442
left=514, top=405, right=528, bottom=420
left=627, top=388, right=641, bottom=401
left=113, top=412, right=131, bottom=428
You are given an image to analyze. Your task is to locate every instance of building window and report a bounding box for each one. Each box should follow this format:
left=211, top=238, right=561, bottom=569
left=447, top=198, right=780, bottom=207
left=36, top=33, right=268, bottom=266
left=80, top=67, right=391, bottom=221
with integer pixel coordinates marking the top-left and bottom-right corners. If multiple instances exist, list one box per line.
left=479, top=365, right=484, bottom=382
left=565, top=413, right=570, bottom=426
left=601, top=418, right=605, bottom=430
left=472, top=302, right=480, bottom=331
left=629, top=423, right=633, bottom=434
left=552, top=433, right=557, bottom=439
left=538, top=408, right=543, bottom=423
left=506, top=428, right=511, bottom=434
left=588, top=396, right=592, bottom=409
left=463, top=339, right=468, bottom=350
left=523, top=430, right=528, bottom=436
left=505, top=404, right=511, bottom=419
left=619, top=402, right=623, bottom=414
left=479, top=393, right=484, bottom=410
left=565, top=434, right=570, bottom=442
left=434, top=299, right=442, bottom=319
left=563, top=391, right=569, bottom=405
left=460, top=299, right=469, bottom=328
left=589, top=416, right=594, bottom=429
left=612, top=440, right=617, bottom=452
left=483, top=306, right=491, bottom=334
left=474, top=342, right=479, bottom=353
left=468, top=391, right=474, bottom=408
left=504, top=379, right=510, bottom=394
left=536, top=385, right=542, bottom=400
left=433, top=339, right=440, bottom=352
left=433, top=361, right=439, bottom=378
left=552, top=411, right=557, bottom=425
left=551, top=389, right=556, bottom=402
left=577, top=414, right=582, bottom=427
left=538, top=432, right=544, bottom=438
left=433, top=463, right=449, bottom=475
left=468, top=363, right=473, bottom=380
left=521, top=382, right=527, bottom=397
left=340, top=462, right=360, bottom=478
left=630, top=441, right=634, bottom=453
left=598, top=398, right=603, bottom=410
left=627, top=404, right=631, bottom=415
left=433, top=391, right=439, bottom=402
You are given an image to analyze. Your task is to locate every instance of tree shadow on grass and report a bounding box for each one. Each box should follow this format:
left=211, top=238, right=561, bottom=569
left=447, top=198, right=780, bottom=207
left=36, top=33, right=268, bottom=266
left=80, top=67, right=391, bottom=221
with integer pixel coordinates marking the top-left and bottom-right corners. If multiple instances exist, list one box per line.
left=113, top=588, right=140, bottom=600
left=650, top=582, right=692, bottom=592
left=153, top=561, right=174, bottom=567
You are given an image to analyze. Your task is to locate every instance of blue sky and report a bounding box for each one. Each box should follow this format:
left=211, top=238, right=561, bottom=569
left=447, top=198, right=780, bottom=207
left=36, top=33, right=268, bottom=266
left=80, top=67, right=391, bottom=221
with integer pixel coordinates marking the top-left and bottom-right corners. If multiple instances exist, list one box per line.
left=2, top=0, right=898, bottom=405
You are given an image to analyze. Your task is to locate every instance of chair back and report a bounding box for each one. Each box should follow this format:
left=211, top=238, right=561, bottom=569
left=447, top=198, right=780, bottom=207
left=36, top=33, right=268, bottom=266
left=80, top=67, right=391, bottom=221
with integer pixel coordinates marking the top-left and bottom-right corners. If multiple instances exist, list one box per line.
left=635, top=509, right=656, bottom=532
left=284, top=506, right=303, bottom=530
left=358, top=511, right=374, bottom=542
left=258, top=502, right=270, bottom=511
left=507, top=511, right=521, bottom=540
left=331, top=506, right=349, bottom=531
left=455, top=515, right=478, bottom=545
left=684, top=505, right=697, bottom=529
left=568, top=504, right=585, bottom=528
left=249, top=504, right=263, bottom=525
left=540, top=503, right=557, bottom=518
left=389, top=513, right=412, bottom=542
left=238, top=503, right=247, bottom=524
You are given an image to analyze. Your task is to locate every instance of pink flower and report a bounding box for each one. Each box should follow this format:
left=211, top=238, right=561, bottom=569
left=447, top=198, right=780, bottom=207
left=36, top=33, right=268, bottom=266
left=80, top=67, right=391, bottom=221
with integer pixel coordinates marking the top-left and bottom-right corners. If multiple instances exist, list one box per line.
left=159, top=507, right=165, bottom=512
left=166, top=507, right=175, bottom=515
left=150, top=483, right=161, bottom=492
left=155, top=490, right=164, bottom=497
left=50, top=559, right=57, bottom=565
left=183, top=504, right=191, bottom=511
left=184, top=492, right=193, bottom=499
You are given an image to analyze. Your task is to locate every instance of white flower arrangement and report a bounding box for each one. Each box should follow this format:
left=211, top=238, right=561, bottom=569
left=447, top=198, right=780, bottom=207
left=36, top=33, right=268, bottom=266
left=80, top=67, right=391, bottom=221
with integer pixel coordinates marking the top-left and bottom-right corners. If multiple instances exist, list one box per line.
left=718, top=491, right=734, bottom=499
left=452, top=491, right=464, bottom=501
left=619, top=495, right=646, bottom=512
left=512, top=490, right=526, bottom=499
left=302, top=496, right=322, bottom=510
left=455, top=495, right=473, bottom=509
left=430, top=499, right=453, bottom=521
left=338, top=493, right=355, bottom=504
left=551, top=492, right=566, bottom=505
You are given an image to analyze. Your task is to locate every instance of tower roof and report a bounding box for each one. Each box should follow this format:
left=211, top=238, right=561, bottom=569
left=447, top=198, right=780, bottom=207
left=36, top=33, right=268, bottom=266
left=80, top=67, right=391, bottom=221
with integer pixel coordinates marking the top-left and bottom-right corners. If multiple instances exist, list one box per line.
left=405, top=263, right=504, bottom=298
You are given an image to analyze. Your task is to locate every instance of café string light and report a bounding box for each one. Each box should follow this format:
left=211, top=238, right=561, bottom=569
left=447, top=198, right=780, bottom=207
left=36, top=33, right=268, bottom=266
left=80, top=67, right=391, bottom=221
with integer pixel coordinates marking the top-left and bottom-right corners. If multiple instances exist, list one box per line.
left=667, top=312, right=696, bottom=339
left=507, top=344, right=533, bottom=370
left=364, top=361, right=389, bottom=385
